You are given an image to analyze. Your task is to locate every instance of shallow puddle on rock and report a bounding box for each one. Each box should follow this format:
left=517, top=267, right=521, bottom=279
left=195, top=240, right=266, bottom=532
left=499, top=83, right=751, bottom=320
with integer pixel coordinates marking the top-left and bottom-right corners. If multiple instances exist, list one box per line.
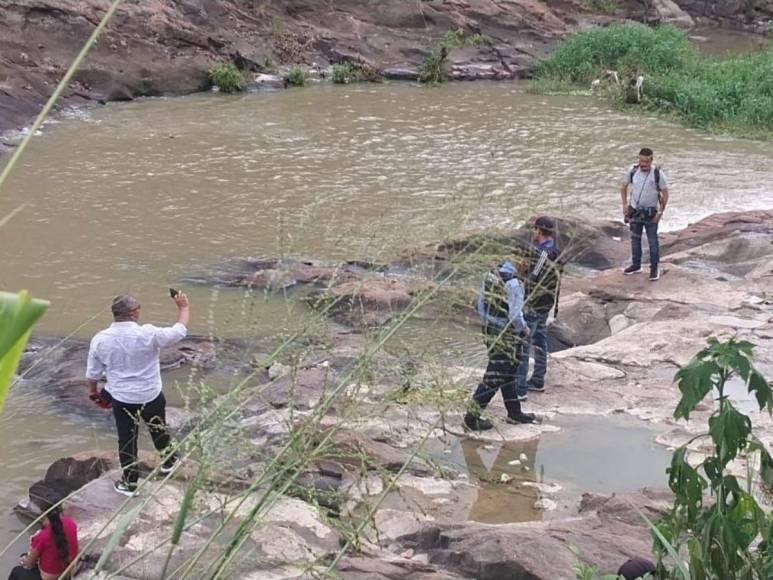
left=425, top=414, right=671, bottom=524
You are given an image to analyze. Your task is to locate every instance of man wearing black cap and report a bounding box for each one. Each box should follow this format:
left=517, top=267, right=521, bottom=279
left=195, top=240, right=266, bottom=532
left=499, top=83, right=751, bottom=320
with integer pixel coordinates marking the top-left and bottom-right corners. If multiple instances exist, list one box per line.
left=516, top=216, right=561, bottom=400
left=85, top=292, right=190, bottom=497
left=464, top=257, right=536, bottom=431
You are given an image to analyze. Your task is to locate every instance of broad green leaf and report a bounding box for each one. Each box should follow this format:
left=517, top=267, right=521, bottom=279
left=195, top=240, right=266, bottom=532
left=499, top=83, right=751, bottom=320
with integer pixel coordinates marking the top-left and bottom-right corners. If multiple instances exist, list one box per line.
left=0, top=329, right=31, bottom=414
left=688, top=536, right=707, bottom=580
left=674, top=358, right=718, bottom=420
left=727, top=490, right=763, bottom=549
left=748, top=369, right=773, bottom=414
left=0, top=290, right=49, bottom=359
left=668, top=447, right=707, bottom=522
left=708, top=402, right=751, bottom=466
left=0, top=290, right=49, bottom=414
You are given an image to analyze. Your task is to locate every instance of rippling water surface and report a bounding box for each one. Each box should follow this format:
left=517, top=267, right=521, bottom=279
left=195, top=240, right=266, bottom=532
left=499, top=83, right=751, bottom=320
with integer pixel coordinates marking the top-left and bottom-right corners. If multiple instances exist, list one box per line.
left=1, top=82, right=772, bottom=564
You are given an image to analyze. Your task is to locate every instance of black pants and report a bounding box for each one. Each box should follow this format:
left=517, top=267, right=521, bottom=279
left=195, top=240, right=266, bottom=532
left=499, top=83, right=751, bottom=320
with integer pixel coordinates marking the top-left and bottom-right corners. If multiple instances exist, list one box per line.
left=8, top=566, right=42, bottom=580
left=471, top=328, right=525, bottom=418
left=109, top=392, right=175, bottom=485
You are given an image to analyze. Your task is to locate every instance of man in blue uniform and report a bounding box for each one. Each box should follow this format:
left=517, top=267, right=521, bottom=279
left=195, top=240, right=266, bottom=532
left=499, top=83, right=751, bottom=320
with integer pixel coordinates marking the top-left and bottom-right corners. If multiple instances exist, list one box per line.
left=464, top=258, right=536, bottom=431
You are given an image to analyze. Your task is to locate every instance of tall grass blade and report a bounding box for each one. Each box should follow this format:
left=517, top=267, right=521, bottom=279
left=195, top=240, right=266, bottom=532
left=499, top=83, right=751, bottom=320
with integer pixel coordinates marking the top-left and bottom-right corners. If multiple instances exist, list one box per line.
left=634, top=503, right=692, bottom=580
left=160, top=478, right=197, bottom=579
left=94, top=504, right=143, bottom=574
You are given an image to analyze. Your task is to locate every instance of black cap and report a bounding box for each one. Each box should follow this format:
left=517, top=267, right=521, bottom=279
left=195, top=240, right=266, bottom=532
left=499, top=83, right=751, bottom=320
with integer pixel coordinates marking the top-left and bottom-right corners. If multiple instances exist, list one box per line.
left=534, top=216, right=555, bottom=234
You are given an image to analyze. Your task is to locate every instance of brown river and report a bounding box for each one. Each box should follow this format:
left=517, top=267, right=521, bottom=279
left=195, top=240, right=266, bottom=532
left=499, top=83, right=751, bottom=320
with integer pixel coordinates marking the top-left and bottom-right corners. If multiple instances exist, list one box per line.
left=2, top=81, right=773, bottom=565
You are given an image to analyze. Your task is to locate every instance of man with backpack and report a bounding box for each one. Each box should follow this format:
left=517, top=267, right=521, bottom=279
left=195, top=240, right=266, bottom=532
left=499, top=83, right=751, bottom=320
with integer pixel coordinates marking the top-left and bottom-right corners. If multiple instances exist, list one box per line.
left=621, top=147, right=670, bottom=281
left=464, top=257, right=536, bottom=432
left=516, top=216, right=561, bottom=400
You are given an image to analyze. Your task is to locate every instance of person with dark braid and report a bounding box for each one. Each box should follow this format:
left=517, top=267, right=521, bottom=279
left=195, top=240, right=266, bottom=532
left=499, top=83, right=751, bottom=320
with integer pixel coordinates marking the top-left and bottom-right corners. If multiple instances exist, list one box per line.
left=8, top=498, right=78, bottom=580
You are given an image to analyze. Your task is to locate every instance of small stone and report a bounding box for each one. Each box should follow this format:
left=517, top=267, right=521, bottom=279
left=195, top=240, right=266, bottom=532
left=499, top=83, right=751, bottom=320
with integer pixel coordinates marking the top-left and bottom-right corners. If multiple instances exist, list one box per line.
left=519, top=453, right=528, bottom=462
left=500, top=473, right=512, bottom=484
left=534, top=498, right=557, bottom=511
left=508, top=459, right=521, bottom=466
left=400, top=548, right=414, bottom=559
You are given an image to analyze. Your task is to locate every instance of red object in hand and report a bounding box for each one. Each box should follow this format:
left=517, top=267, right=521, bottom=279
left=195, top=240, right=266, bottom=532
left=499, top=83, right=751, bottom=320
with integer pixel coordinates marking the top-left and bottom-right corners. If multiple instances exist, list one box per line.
left=89, top=392, right=112, bottom=409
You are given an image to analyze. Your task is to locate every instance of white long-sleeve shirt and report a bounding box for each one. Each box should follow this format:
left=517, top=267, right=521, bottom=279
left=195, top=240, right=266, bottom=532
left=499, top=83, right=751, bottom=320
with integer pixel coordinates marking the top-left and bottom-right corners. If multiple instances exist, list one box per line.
left=86, top=321, right=187, bottom=404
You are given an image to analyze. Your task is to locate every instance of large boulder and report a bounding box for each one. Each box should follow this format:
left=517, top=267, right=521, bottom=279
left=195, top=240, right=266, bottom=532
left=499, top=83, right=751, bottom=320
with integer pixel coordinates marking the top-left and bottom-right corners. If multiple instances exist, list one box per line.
left=401, top=489, right=671, bottom=579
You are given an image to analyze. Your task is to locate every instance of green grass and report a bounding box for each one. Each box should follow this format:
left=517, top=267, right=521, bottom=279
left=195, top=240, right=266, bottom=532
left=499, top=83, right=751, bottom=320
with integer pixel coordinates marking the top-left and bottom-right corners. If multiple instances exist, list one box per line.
left=209, top=62, right=243, bottom=93
left=533, top=23, right=773, bottom=138
left=286, top=66, right=306, bottom=87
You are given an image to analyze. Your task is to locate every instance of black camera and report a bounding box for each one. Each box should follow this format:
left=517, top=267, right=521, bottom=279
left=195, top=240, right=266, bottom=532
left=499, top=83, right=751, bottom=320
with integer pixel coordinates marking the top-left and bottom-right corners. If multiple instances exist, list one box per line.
left=624, top=207, right=657, bottom=224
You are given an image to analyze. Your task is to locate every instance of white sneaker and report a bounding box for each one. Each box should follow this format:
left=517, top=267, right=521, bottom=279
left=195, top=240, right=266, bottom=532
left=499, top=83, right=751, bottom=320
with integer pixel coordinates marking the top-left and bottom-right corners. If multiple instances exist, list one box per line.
left=649, top=267, right=661, bottom=281
left=159, top=456, right=180, bottom=474
left=114, top=480, right=138, bottom=497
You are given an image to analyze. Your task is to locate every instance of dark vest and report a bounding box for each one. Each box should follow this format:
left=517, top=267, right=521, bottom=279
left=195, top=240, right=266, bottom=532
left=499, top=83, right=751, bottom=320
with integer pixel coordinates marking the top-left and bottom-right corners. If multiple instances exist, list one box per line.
left=527, top=245, right=561, bottom=313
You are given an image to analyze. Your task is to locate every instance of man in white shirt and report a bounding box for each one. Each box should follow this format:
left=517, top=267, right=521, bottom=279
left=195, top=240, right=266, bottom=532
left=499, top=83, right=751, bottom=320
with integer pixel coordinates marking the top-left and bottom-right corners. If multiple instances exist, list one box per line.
left=86, top=292, right=190, bottom=496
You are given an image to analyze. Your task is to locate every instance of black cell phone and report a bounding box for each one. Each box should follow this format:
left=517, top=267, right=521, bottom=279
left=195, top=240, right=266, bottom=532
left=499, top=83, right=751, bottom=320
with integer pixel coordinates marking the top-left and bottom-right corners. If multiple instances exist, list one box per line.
left=169, top=288, right=179, bottom=298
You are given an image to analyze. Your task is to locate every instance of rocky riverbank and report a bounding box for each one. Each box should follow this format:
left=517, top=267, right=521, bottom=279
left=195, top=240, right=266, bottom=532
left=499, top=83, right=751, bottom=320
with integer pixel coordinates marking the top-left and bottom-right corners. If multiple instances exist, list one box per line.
left=14, top=209, right=773, bottom=579
left=2, top=0, right=772, bottom=143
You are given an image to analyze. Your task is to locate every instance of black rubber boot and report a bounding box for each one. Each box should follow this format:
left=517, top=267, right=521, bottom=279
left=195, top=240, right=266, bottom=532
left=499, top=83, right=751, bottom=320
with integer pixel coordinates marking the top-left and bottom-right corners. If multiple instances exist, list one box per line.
left=464, top=412, right=494, bottom=431
left=505, top=399, right=537, bottom=424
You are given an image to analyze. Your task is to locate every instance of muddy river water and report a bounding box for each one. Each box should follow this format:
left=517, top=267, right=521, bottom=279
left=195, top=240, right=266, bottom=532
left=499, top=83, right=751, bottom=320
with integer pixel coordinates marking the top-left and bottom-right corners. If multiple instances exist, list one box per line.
left=2, top=81, right=773, bottom=566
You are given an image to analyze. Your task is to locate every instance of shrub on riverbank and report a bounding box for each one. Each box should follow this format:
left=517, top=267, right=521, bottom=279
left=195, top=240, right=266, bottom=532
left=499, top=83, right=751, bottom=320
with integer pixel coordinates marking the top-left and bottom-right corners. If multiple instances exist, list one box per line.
left=209, top=62, right=242, bottom=93
left=419, top=28, right=493, bottom=84
left=534, top=23, right=773, bottom=137
left=286, top=66, right=306, bottom=87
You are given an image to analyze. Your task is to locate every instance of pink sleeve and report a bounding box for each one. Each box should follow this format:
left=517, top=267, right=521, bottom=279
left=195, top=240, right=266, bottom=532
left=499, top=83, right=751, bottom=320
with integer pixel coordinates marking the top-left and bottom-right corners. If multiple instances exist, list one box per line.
left=30, top=528, right=47, bottom=551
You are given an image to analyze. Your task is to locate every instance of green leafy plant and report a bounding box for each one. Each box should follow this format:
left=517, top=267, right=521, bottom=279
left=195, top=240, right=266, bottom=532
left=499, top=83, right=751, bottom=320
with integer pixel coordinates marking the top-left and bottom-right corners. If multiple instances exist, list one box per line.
left=330, top=61, right=383, bottom=84
left=419, top=28, right=493, bottom=84
left=533, top=23, right=773, bottom=138
left=332, top=62, right=360, bottom=84
left=655, top=338, right=773, bottom=579
left=286, top=66, right=306, bottom=87
left=209, top=62, right=242, bottom=93
left=0, top=290, right=49, bottom=413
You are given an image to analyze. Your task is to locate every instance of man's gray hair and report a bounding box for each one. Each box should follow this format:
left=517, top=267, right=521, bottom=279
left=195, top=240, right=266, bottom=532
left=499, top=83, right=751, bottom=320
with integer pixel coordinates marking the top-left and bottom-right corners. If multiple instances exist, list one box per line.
left=111, top=295, right=140, bottom=317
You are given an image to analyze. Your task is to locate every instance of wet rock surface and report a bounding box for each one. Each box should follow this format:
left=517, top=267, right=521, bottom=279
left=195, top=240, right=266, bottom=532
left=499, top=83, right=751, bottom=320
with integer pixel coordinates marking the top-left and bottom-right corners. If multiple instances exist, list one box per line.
left=16, top=211, right=773, bottom=578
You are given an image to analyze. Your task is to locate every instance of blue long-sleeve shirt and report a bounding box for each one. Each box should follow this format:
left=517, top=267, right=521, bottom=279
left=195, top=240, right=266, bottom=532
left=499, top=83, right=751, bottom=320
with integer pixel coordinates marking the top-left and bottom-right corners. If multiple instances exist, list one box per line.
left=477, top=275, right=527, bottom=332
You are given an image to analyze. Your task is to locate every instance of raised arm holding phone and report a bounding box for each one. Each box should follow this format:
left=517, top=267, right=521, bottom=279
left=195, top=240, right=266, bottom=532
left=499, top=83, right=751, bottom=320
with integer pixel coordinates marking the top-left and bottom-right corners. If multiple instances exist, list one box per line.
left=85, top=290, right=190, bottom=496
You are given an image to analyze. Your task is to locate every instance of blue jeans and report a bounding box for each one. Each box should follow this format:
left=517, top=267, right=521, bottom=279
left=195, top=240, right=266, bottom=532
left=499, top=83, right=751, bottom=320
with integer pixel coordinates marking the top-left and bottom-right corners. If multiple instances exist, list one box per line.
left=516, top=310, right=549, bottom=396
left=630, top=218, right=659, bottom=269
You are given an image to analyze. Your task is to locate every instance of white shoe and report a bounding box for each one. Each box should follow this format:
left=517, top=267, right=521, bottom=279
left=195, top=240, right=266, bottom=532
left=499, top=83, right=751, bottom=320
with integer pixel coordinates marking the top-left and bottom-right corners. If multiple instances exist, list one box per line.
left=159, top=456, right=180, bottom=474
left=114, top=480, right=138, bottom=497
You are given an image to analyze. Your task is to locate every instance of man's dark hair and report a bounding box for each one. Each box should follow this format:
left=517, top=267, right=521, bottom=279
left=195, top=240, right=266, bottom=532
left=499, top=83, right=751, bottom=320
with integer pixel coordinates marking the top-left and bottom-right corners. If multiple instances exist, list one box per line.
left=639, top=147, right=654, bottom=157
left=534, top=215, right=555, bottom=237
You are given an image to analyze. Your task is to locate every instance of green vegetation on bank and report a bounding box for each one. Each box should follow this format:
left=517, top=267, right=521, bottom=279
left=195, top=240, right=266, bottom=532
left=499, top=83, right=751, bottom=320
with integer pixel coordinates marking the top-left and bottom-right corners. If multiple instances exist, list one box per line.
left=331, top=61, right=383, bottom=84
left=533, top=23, right=773, bottom=138
left=656, top=338, right=773, bottom=578
left=286, top=66, right=306, bottom=87
left=419, top=28, right=492, bottom=84
left=209, top=62, right=242, bottom=93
